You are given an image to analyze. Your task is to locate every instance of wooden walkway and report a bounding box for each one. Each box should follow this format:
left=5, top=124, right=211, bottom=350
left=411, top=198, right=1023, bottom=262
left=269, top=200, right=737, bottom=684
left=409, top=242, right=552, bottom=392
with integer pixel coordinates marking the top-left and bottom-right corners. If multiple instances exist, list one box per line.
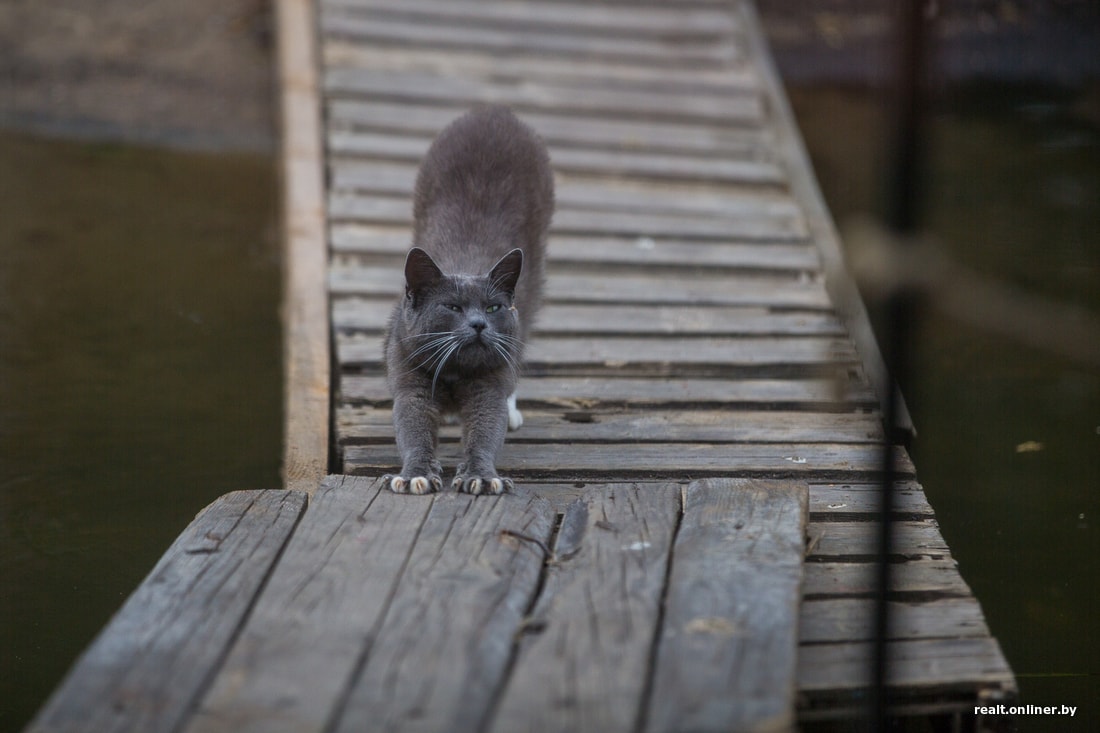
left=27, top=1, right=1016, bottom=731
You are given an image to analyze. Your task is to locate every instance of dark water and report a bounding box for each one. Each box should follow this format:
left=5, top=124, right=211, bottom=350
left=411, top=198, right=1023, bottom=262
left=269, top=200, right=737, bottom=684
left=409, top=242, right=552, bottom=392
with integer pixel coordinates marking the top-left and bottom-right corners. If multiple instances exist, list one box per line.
left=0, top=132, right=281, bottom=730
left=791, top=83, right=1100, bottom=730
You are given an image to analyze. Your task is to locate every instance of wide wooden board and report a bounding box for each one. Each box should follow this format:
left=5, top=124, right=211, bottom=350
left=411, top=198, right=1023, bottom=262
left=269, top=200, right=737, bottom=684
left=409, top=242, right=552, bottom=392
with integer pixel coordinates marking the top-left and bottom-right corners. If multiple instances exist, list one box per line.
left=490, top=484, right=682, bottom=733
left=28, top=490, right=308, bottom=733
left=645, top=479, right=807, bottom=733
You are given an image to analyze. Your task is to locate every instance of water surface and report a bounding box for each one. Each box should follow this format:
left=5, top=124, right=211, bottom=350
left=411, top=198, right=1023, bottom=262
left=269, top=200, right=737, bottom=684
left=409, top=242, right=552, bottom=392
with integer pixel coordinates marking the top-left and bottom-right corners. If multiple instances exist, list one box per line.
left=0, top=132, right=281, bottom=730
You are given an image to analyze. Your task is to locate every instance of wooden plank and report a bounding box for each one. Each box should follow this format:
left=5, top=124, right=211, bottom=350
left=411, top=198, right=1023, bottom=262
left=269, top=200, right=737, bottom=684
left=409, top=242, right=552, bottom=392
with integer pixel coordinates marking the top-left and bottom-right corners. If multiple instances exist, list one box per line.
left=330, top=228, right=820, bottom=273
left=802, top=560, right=973, bottom=599
left=336, top=407, right=885, bottom=445
left=326, top=169, right=804, bottom=228
left=489, top=484, right=682, bottom=733
left=329, top=141, right=782, bottom=187
left=808, top=482, right=934, bottom=519
left=320, top=18, right=740, bottom=70
left=800, top=598, right=991, bottom=643
left=805, top=521, right=950, bottom=561
left=343, top=442, right=914, bottom=480
left=338, top=374, right=879, bottom=410
left=329, top=266, right=834, bottom=309
left=326, top=99, right=764, bottom=155
left=322, top=0, right=740, bottom=38
left=337, top=333, right=859, bottom=372
left=277, top=0, right=330, bottom=493
left=322, top=70, right=760, bottom=125
left=334, top=301, right=841, bottom=336
left=28, top=490, right=308, bottom=733
left=645, top=478, right=808, bottom=733
left=186, top=476, right=433, bottom=733
left=797, top=638, right=1016, bottom=694
left=331, top=491, right=556, bottom=733
left=328, top=191, right=800, bottom=239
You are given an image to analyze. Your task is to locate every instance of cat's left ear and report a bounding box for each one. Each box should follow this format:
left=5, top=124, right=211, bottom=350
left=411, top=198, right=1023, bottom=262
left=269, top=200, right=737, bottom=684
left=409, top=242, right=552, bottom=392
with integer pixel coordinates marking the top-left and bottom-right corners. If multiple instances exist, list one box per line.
left=488, top=248, right=524, bottom=298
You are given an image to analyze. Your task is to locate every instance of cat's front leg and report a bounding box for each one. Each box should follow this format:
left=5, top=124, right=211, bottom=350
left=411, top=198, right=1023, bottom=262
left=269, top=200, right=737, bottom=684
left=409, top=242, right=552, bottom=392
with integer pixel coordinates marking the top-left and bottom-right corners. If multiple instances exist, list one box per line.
left=452, top=383, right=513, bottom=495
left=385, top=387, right=443, bottom=494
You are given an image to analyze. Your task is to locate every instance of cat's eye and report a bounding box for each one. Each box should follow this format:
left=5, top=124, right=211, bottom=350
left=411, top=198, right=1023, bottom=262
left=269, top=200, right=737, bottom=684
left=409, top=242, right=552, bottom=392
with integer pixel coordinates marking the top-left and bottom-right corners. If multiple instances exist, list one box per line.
left=445, top=304, right=463, bottom=313
left=485, top=304, right=502, bottom=313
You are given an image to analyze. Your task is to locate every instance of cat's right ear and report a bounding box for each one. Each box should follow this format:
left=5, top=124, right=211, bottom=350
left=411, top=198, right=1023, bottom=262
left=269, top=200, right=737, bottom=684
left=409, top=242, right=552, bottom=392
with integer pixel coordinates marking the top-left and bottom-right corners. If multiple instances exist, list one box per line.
left=404, top=247, right=444, bottom=305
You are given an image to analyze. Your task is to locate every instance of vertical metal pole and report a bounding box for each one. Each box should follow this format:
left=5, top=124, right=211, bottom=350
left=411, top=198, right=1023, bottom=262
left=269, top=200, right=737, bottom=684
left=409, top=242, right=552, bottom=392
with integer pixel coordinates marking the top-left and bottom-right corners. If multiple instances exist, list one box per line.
left=872, top=0, right=928, bottom=729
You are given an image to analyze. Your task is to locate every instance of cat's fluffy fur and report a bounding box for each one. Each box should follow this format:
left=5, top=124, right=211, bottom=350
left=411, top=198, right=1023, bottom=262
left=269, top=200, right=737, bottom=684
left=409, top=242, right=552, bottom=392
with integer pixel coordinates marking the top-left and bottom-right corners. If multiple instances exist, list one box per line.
left=383, top=106, right=553, bottom=495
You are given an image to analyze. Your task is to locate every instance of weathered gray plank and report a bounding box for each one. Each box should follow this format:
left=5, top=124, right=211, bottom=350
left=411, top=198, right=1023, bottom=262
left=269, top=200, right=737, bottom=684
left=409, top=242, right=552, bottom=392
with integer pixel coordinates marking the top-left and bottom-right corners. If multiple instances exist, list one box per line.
left=323, top=159, right=800, bottom=214
left=336, top=407, right=884, bottom=445
left=809, top=482, right=934, bottom=519
left=343, top=442, right=914, bottom=479
left=337, top=333, right=859, bottom=371
left=28, top=490, right=308, bottom=733
left=326, top=99, right=764, bottom=155
left=797, top=638, right=1016, bottom=693
left=186, top=476, right=433, bottom=733
left=338, top=374, right=879, bottom=410
left=321, top=19, right=741, bottom=70
left=645, top=478, right=808, bottom=733
left=329, top=266, right=833, bottom=308
left=488, top=484, right=682, bottom=733
left=805, top=521, right=951, bottom=561
left=334, top=300, right=841, bottom=336
left=323, top=46, right=757, bottom=99
left=331, top=491, right=556, bottom=733
left=802, top=560, right=973, bottom=599
left=328, top=191, right=800, bottom=239
left=330, top=228, right=820, bottom=272
left=323, top=0, right=739, bottom=37
left=799, top=598, right=991, bottom=643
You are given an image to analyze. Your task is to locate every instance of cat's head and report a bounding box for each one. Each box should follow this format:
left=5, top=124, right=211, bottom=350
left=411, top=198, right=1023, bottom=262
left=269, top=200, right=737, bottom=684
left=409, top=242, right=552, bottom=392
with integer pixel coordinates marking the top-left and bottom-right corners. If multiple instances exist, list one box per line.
left=396, top=247, right=524, bottom=377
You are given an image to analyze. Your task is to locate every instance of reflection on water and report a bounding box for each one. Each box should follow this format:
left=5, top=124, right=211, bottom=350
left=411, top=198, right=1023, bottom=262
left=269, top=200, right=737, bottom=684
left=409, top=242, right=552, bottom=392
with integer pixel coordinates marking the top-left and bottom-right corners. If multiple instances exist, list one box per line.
left=0, top=132, right=281, bottom=730
left=791, top=82, right=1099, bottom=731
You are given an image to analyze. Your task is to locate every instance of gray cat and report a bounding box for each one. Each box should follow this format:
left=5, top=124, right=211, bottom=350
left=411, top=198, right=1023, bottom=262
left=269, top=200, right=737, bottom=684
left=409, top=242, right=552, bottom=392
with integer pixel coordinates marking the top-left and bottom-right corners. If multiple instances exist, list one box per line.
left=382, top=106, right=554, bottom=495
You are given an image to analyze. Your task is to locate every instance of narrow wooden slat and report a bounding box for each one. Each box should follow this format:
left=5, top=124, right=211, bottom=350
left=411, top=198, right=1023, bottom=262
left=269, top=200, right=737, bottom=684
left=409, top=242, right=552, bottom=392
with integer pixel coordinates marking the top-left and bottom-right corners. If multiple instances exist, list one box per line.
left=331, top=491, right=556, bottom=733
left=809, top=482, right=934, bottom=519
left=330, top=140, right=782, bottom=187
left=645, top=478, right=808, bottom=733
left=805, top=521, right=950, bottom=561
left=338, top=374, right=878, bottom=410
left=797, top=638, right=1016, bottom=693
left=323, top=69, right=760, bottom=124
left=329, top=267, right=833, bottom=309
left=187, top=476, right=433, bottom=733
left=320, top=18, right=739, bottom=69
left=336, top=407, right=884, bottom=445
left=330, top=229, right=820, bottom=273
left=337, top=333, right=858, bottom=371
left=334, top=301, right=840, bottom=336
left=799, top=598, right=991, bottom=643
left=328, top=191, right=799, bottom=239
left=327, top=164, right=799, bottom=219
left=489, top=484, right=682, bottom=733
left=327, top=99, right=764, bottom=155
left=28, top=490, right=308, bottom=733
left=278, top=0, right=330, bottom=493
left=343, top=442, right=914, bottom=480
left=802, top=560, right=973, bottom=599
left=323, top=0, right=739, bottom=37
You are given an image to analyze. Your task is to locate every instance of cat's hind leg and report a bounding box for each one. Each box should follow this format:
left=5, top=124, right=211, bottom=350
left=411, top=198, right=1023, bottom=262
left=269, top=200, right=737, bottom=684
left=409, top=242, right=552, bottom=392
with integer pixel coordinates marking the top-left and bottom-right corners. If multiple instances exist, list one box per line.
left=507, top=392, right=523, bottom=431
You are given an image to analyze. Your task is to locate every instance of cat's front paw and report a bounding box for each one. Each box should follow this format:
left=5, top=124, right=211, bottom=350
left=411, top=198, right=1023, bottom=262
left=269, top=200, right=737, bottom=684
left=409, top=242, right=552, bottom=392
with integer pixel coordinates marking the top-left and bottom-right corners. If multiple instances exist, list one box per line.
left=452, top=471, right=513, bottom=495
left=383, top=473, right=443, bottom=495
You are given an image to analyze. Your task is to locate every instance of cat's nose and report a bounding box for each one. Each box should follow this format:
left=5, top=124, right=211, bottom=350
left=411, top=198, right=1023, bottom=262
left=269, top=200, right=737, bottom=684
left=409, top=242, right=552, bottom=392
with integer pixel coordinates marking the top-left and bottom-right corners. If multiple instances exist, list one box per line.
left=469, top=317, right=487, bottom=333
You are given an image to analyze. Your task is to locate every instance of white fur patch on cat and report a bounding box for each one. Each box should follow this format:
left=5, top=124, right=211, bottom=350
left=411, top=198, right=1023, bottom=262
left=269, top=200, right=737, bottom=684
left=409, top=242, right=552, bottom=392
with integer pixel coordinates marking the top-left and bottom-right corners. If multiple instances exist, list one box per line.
left=507, top=392, right=523, bottom=431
